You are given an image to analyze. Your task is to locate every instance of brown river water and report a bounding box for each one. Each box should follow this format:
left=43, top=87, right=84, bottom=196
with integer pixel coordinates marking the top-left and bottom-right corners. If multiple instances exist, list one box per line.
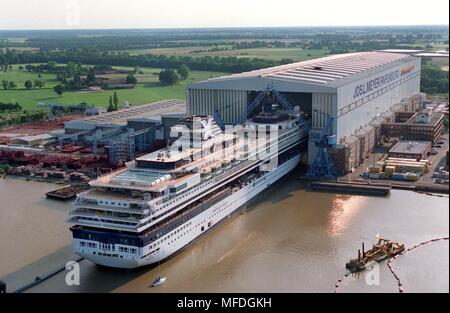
left=0, top=171, right=448, bottom=293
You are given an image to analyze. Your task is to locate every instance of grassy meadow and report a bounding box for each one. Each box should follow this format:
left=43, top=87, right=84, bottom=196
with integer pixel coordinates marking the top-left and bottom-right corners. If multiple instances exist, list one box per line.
left=0, top=65, right=227, bottom=111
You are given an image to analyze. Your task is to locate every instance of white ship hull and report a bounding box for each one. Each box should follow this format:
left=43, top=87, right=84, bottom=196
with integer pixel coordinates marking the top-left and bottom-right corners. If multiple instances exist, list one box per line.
left=74, top=154, right=301, bottom=268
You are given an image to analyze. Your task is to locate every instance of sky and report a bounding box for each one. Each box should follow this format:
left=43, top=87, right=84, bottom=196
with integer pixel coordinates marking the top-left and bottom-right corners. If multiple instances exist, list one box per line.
left=0, top=0, right=449, bottom=30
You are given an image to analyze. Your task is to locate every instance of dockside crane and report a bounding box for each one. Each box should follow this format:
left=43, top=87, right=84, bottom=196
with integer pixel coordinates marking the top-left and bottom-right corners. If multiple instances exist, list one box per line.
left=213, top=109, right=225, bottom=130
left=304, top=114, right=336, bottom=179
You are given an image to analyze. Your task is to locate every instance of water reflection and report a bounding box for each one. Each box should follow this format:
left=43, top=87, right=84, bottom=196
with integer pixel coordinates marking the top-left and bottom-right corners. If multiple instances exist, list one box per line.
left=327, top=195, right=365, bottom=237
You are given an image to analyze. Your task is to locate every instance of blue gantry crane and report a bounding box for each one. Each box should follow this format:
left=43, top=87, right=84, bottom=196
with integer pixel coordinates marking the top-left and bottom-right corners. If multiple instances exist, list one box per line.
left=238, top=83, right=295, bottom=124
left=304, top=114, right=336, bottom=179
left=226, top=84, right=336, bottom=179
left=213, top=109, right=225, bottom=130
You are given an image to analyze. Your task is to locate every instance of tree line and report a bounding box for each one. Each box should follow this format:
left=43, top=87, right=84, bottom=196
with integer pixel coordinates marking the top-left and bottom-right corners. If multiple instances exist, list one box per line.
left=3, top=25, right=446, bottom=50
left=0, top=103, right=47, bottom=127
left=421, top=66, right=449, bottom=95
left=0, top=102, right=22, bottom=112
left=0, top=49, right=289, bottom=73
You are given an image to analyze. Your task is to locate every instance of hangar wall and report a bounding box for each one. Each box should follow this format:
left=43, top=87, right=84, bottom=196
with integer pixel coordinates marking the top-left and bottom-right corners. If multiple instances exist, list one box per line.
left=335, top=58, right=421, bottom=142
left=311, top=93, right=336, bottom=129
left=188, top=89, right=248, bottom=124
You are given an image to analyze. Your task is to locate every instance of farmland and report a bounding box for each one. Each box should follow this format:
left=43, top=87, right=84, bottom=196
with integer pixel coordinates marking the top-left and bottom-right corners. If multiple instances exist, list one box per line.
left=123, top=46, right=330, bottom=61
left=0, top=65, right=226, bottom=111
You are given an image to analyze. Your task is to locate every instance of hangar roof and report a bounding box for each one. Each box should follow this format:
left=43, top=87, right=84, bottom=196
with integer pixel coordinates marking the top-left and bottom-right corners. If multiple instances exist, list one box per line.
left=190, top=52, right=415, bottom=90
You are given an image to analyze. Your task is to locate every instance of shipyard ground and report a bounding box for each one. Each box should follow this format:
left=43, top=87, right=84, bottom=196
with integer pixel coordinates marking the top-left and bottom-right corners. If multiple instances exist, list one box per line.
left=339, top=132, right=449, bottom=194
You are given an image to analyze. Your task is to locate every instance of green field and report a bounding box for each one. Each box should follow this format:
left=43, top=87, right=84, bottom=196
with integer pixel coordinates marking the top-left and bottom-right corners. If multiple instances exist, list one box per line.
left=0, top=65, right=227, bottom=110
left=123, top=47, right=330, bottom=61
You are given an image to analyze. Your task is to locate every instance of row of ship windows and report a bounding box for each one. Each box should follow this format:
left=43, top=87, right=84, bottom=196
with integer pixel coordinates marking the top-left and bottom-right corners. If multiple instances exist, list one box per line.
left=80, top=242, right=97, bottom=248
left=119, top=247, right=137, bottom=254
left=98, top=200, right=129, bottom=208
left=148, top=221, right=193, bottom=249
left=162, top=201, right=236, bottom=246
left=79, top=241, right=137, bottom=254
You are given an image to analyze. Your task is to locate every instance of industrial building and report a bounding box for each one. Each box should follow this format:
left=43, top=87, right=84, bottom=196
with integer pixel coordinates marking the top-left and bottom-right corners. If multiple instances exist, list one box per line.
left=382, top=109, right=445, bottom=143
left=188, top=51, right=422, bottom=174
left=10, top=134, right=55, bottom=147
left=62, top=99, right=186, bottom=164
left=388, top=141, right=432, bottom=160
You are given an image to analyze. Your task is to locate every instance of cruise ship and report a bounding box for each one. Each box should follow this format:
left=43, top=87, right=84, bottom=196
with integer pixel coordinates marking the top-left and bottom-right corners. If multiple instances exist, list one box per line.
left=68, top=110, right=308, bottom=268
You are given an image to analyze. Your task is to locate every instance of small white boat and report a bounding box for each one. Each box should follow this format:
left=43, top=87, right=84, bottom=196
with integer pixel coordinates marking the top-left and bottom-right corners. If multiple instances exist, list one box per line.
left=151, top=276, right=166, bottom=287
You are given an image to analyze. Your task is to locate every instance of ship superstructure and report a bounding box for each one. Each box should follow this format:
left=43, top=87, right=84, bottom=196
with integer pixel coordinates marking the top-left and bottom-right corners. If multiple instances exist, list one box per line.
left=69, top=112, right=307, bottom=268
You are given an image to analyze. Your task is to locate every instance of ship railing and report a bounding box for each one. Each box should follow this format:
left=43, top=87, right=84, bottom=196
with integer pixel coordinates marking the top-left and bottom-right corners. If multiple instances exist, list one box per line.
left=70, top=204, right=149, bottom=215
left=71, top=209, right=141, bottom=224
left=72, top=202, right=148, bottom=215
left=68, top=217, right=139, bottom=232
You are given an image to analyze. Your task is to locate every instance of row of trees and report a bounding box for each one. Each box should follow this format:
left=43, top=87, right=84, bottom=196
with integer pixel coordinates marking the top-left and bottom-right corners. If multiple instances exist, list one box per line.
left=12, top=26, right=446, bottom=51
left=1, top=79, right=46, bottom=90
left=0, top=109, right=47, bottom=127
left=24, top=80, right=46, bottom=89
left=0, top=49, right=287, bottom=74
left=0, top=101, right=49, bottom=127
left=1, top=80, right=17, bottom=90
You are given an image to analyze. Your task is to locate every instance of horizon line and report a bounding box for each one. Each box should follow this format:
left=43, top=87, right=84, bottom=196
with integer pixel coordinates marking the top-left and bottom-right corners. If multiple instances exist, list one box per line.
left=0, top=24, right=449, bottom=32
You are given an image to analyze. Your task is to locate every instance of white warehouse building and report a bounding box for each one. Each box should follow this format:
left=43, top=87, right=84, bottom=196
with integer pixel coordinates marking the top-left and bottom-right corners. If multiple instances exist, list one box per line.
left=187, top=51, right=423, bottom=173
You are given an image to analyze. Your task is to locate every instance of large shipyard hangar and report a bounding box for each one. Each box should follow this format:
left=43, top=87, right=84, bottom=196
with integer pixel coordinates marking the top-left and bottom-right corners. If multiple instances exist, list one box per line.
left=188, top=51, right=422, bottom=173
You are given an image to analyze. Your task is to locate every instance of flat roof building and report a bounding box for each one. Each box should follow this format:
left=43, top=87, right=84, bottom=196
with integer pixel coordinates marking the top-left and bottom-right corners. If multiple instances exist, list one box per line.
left=64, top=99, right=186, bottom=132
left=382, top=110, right=445, bottom=143
left=388, top=140, right=432, bottom=160
left=10, top=134, right=54, bottom=147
